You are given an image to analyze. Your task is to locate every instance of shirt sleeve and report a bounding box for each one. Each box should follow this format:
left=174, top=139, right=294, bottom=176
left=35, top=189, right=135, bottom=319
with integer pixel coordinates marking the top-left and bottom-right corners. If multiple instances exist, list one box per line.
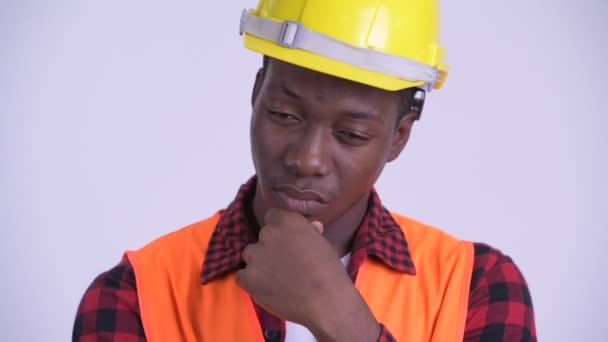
left=464, top=243, right=537, bottom=341
left=72, top=259, right=146, bottom=342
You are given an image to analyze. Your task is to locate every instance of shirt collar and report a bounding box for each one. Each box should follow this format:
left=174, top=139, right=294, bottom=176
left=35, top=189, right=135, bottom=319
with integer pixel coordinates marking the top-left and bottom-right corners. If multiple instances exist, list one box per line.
left=200, top=176, right=416, bottom=284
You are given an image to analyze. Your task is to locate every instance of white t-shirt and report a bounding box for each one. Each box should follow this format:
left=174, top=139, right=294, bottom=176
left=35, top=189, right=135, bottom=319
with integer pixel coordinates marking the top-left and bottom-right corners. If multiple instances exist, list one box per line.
left=284, top=253, right=352, bottom=342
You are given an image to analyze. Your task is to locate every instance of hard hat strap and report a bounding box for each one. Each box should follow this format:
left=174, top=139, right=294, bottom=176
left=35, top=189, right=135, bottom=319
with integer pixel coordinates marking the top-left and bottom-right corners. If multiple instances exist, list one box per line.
left=239, top=10, right=439, bottom=91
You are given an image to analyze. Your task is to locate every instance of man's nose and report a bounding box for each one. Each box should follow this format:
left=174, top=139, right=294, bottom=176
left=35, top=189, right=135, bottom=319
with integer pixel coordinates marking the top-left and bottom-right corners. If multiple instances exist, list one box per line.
left=284, top=127, right=331, bottom=177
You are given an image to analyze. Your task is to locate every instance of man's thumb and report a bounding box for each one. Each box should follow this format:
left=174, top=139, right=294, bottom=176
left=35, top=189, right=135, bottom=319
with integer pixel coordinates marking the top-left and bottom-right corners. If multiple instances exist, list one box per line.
left=310, top=221, right=324, bottom=234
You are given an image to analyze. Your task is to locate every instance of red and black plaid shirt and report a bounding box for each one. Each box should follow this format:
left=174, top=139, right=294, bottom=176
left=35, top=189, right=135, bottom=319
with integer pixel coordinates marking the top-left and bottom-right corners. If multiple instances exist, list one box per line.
left=73, top=178, right=536, bottom=341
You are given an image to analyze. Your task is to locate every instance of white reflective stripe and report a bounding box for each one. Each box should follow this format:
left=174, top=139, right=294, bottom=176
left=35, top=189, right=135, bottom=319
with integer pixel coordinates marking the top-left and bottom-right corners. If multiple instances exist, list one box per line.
left=240, top=10, right=438, bottom=90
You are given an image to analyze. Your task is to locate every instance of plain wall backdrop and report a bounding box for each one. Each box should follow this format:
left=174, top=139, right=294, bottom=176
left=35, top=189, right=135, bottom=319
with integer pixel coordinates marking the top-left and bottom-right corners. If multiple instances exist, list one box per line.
left=1, top=0, right=606, bottom=340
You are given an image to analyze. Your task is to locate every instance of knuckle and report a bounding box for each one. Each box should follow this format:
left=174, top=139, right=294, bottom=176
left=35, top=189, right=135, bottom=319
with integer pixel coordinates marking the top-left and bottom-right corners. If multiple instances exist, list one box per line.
left=242, top=244, right=256, bottom=262
left=258, top=226, right=275, bottom=241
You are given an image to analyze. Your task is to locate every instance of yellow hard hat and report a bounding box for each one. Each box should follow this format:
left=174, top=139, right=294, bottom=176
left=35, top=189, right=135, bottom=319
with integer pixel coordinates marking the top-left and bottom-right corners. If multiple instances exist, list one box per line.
left=239, top=0, right=448, bottom=91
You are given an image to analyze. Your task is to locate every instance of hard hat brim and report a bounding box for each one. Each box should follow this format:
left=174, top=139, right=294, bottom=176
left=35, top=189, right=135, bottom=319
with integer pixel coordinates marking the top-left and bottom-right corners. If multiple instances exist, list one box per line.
left=245, top=34, right=444, bottom=91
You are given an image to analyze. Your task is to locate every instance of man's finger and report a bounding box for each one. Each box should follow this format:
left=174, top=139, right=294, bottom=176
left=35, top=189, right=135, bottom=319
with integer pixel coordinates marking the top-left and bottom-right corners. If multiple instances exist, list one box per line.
left=264, top=208, right=307, bottom=226
left=310, top=221, right=324, bottom=234
left=258, top=225, right=276, bottom=242
left=235, top=268, right=249, bottom=291
left=241, top=244, right=256, bottom=263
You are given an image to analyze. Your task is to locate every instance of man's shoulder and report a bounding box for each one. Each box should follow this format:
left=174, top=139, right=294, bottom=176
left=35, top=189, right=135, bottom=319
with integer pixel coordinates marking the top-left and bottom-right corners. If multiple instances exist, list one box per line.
left=75, top=208, right=226, bottom=315
left=389, top=212, right=514, bottom=258
left=469, top=242, right=529, bottom=290
left=118, top=210, right=224, bottom=278
left=388, top=212, right=469, bottom=254
left=471, top=242, right=512, bottom=263
left=465, top=242, right=536, bottom=339
left=132, top=210, right=223, bottom=254
left=387, top=212, right=524, bottom=277
left=73, top=258, right=142, bottom=340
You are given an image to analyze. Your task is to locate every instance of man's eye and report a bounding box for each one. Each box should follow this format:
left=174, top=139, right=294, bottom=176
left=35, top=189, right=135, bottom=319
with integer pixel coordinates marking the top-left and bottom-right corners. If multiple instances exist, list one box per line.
left=269, top=111, right=297, bottom=120
left=339, top=130, right=369, bottom=141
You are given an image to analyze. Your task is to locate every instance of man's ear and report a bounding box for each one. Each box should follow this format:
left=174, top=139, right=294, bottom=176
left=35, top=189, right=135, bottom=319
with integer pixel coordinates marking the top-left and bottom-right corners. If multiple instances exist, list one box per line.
left=387, top=111, right=418, bottom=162
left=251, top=68, right=265, bottom=107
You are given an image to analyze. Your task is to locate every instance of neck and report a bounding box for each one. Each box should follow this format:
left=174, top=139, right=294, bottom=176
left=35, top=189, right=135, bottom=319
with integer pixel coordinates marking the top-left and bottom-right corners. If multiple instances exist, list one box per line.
left=321, top=194, right=369, bottom=257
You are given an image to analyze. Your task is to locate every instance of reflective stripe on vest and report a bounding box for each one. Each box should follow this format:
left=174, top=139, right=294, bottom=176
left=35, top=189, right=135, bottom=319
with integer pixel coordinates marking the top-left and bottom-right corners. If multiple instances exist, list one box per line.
left=126, top=211, right=474, bottom=342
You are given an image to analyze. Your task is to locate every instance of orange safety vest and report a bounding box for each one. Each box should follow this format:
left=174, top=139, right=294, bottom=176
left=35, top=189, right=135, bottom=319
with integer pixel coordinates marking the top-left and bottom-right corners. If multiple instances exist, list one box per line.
left=126, top=211, right=474, bottom=342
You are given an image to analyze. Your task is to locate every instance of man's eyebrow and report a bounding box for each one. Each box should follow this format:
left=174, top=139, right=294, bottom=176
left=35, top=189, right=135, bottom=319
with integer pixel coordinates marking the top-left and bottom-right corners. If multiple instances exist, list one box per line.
left=279, top=85, right=302, bottom=100
left=345, top=111, right=380, bottom=122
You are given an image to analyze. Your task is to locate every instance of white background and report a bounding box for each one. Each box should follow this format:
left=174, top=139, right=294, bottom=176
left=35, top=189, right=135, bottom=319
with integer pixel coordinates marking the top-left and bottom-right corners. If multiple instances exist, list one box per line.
left=1, top=0, right=606, bottom=341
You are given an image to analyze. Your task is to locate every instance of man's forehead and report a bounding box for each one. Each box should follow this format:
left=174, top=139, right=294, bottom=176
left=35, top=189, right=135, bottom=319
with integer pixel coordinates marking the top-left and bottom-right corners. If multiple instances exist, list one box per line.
left=264, top=58, right=398, bottom=105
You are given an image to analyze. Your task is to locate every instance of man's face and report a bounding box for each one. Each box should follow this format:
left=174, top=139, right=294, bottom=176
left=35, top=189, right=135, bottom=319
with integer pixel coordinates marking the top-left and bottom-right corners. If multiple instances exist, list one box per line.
left=250, top=59, right=415, bottom=226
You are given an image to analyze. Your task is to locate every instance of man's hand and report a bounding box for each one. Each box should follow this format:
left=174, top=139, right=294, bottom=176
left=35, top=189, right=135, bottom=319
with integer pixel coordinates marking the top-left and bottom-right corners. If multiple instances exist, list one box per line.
left=235, top=208, right=380, bottom=342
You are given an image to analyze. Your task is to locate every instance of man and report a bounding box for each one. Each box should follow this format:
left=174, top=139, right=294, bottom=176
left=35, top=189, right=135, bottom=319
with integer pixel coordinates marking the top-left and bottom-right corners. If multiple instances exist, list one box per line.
left=74, top=1, right=536, bottom=341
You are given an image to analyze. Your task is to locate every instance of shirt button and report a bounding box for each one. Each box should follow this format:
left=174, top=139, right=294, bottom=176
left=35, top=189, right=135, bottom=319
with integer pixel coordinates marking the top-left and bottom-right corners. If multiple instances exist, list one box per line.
left=263, top=329, right=277, bottom=341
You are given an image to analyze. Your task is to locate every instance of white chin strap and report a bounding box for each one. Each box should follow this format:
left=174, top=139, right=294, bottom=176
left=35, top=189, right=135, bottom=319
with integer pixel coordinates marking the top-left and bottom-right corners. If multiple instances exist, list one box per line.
left=239, top=10, right=439, bottom=91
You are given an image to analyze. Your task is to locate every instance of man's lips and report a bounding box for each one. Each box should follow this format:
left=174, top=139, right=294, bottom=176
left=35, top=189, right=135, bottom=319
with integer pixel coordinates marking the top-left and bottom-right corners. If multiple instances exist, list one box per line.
left=274, top=184, right=328, bottom=203
left=272, top=184, right=329, bottom=214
